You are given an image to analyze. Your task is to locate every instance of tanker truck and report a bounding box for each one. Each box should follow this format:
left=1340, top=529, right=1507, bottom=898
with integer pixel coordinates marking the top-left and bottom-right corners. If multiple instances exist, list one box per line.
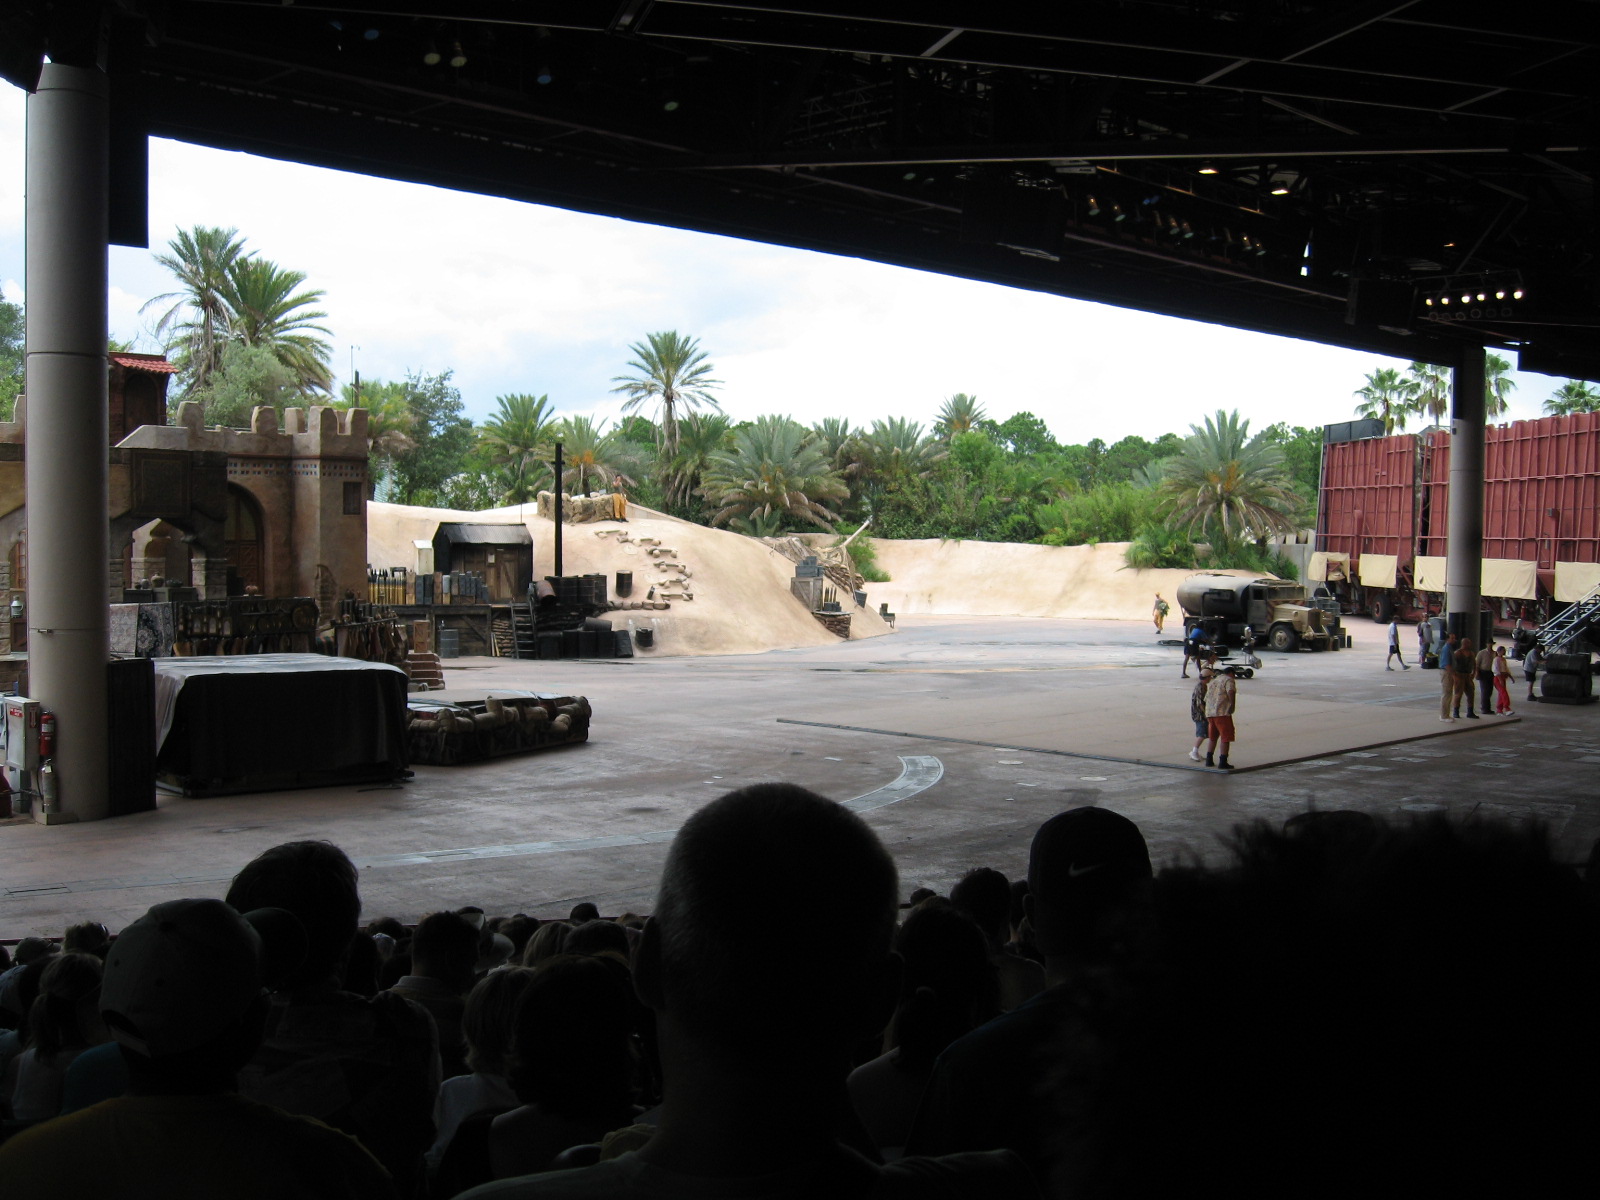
left=1176, top=573, right=1340, bottom=653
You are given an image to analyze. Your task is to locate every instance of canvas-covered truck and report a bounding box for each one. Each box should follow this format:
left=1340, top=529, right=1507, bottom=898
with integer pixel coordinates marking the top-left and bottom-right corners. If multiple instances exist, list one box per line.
left=1177, top=573, right=1340, bottom=652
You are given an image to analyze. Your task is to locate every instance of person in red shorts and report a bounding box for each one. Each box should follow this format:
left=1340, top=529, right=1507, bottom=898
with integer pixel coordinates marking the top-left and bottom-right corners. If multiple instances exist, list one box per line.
left=1204, top=667, right=1237, bottom=770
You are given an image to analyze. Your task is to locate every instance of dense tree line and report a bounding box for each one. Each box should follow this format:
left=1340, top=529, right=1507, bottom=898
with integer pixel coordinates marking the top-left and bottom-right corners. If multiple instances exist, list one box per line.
left=71, top=224, right=1600, bottom=577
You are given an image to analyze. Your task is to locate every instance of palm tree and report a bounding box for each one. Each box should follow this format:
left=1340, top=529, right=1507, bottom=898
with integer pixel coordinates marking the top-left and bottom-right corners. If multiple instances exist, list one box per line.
left=810, top=417, right=857, bottom=470
left=701, top=415, right=848, bottom=531
left=843, top=417, right=944, bottom=480
left=221, top=258, right=334, bottom=393
left=610, top=331, right=722, bottom=454
left=1483, top=353, right=1516, bottom=419
left=142, top=226, right=251, bottom=393
left=1353, top=367, right=1417, bottom=433
left=556, top=415, right=633, bottom=495
left=660, top=412, right=733, bottom=509
left=1404, top=361, right=1452, bottom=424
left=479, top=393, right=558, bottom=500
left=1160, top=409, right=1300, bottom=541
left=1544, top=379, right=1600, bottom=415
left=334, top=379, right=416, bottom=499
left=935, top=393, right=988, bottom=438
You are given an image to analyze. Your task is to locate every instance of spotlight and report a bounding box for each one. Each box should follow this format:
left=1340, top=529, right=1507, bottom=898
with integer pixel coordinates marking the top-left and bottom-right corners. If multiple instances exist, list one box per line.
left=1197, top=162, right=1218, bottom=175
left=1424, top=297, right=1434, bottom=306
left=1112, top=204, right=1126, bottom=222
left=1513, top=288, right=1524, bottom=300
left=1086, top=196, right=1101, bottom=216
left=1494, top=290, right=1506, bottom=300
left=423, top=42, right=441, bottom=65
left=536, top=66, right=553, bottom=85
left=1476, top=293, right=1486, bottom=302
left=1270, top=184, right=1290, bottom=195
left=1142, top=194, right=1161, bottom=206
left=1181, top=221, right=1195, bottom=239
left=1461, top=294, right=1471, bottom=304
left=1440, top=296, right=1449, bottom=305
left=902, top=171, right=917, bottom=181
left=449, top=41, right=467, bottom=67
left=363, top=28, right=380, bottom=41
left=663, top=99, right=680, bottom=111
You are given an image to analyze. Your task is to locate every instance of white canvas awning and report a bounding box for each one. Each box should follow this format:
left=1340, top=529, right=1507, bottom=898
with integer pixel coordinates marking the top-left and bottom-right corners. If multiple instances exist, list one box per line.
left=1307, top=552, right=1349, bottom=583
left=1358, top=553, right=1397, bottom=589
left=1555, top=560, right=1600, bottom=603
left=1481, top=558, right=1538, bottom=600
left=1414, top=556, right=1447, bottom=593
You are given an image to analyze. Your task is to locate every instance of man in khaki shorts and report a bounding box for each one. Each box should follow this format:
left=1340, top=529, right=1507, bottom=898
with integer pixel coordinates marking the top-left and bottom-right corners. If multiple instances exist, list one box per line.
left=1204, top=667, right=1237, bottom=770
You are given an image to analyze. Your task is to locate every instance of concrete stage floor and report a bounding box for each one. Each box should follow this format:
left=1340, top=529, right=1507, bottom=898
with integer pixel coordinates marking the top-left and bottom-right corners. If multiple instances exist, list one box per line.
left=4, top=615, right=1596, bottom=937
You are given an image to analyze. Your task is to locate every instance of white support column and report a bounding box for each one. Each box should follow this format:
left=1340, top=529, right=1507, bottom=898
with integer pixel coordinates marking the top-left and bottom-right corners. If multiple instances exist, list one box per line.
left=1446, top=343, right=1486, bottom=645
left=24, top=64, right=111, bottom=824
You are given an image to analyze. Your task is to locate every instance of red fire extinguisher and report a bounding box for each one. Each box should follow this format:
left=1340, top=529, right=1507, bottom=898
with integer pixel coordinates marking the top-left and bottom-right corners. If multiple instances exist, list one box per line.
left=39, top=710, right=55, bottom=760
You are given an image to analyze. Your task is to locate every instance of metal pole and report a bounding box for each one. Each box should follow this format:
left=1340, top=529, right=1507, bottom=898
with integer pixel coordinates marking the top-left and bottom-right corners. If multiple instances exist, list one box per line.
left=552, top=441, right=563, bottom=578
left=1446, top=343, right=1486, bottom=644
left=25, top=64, right=111, bottom=824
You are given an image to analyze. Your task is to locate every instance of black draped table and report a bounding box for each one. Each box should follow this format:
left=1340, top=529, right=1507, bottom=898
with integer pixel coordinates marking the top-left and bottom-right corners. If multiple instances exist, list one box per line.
left=154, top=654, right=409, bottom=796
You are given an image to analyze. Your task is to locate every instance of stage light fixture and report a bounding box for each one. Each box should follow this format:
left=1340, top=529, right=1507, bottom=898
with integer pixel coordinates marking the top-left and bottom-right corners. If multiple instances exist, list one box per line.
left=664, top=99, right=680, bottom=111
left=1424, top=297, right=1434, bottom=306
left=1440, top=296, right=1449, bottom=305
left=1112, top=204, right=1126, bottom=221
left=1197, top=162, right=1218, bottom=175
left=1495, top=290, right=1506, bottom=300
left=423, top=42, right=441, bottom=64
left=1086, top=196, right=1101, bottom=215
left=364, top=28, right=380, bottom=41
left=1476, top=293, right=1486, bottom=302
left=1513, top=288, right=1524, bottom=300
left=536, top=66, right=553, bottom=84
left=1270, top=183, right=1290, bottom=195
left=449, top=41, right=467, bottom=67
left=1461, top=294, right=1471, bottom=304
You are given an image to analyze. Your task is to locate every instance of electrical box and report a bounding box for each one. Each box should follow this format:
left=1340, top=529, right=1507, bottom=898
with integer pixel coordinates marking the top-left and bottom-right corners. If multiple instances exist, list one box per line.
left=5, top=696, right=41, bottom=814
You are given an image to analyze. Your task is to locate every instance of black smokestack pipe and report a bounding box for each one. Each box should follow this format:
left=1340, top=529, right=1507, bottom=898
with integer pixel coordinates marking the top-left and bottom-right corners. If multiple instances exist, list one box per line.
left=553, top=441, right=564, bottom=578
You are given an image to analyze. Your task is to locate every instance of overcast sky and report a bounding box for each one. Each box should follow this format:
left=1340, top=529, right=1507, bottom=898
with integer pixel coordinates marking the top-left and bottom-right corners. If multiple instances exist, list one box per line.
left=0, top=81, right=1570, bottom=441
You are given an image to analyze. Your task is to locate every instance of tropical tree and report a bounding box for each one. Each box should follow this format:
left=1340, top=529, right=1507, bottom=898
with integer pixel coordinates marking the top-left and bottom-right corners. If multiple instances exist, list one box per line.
left=1404, top=360, right=1451, bottom=424
left=1353, top=367, right=1416, bottom=433
left=556, top=415, right=632, bottom=495
left=611, top=330, right=721, bottom=454
left=660, top=412, right=732, bottom=511
left=1483, top=353, right=1516, bottom=419
left=389, top=370, right=476, bottom=504
left=479, top=393, right=558, bottom=502
left=810, top=417, right=857, bottom=469
left=220, top=257, right=334, bottom=392
left=142, top=226, right=251, bottom=394
left=700, top=415, right=848, bottom=531
left=0, top=286, right=22, bottom=421
left=934, top=392, right=987, bottom=438
left=1160, top=409, right=1300, bottom=541
left=334, top=378, right=416, bottom=498
left=991, top=411, right=1058, bottom=456
left=188, top=342, right=298, bottom=428
left=1543, top=379, right=1600, bottom=415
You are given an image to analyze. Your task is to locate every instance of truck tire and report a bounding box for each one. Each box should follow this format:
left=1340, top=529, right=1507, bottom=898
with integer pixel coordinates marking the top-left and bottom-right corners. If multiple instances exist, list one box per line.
left=1368, top=593, right=1394, bottom=622
left=1267, top=624, right=1299, bottom=653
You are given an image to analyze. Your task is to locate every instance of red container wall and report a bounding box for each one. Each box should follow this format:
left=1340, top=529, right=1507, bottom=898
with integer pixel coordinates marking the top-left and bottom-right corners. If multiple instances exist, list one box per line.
left=1323, top=413, right=1600, bottom=574
left=1319, top=434, right=1419, bottom=565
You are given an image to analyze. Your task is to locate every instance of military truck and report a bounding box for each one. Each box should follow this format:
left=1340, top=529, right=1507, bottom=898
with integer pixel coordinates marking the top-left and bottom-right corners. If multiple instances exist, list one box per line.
left=1176, top=573, right=1339, bottom=652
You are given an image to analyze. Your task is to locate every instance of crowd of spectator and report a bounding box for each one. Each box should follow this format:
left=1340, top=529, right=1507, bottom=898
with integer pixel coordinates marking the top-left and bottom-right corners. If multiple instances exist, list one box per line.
left=1, top=787, right=1598, bottom=1198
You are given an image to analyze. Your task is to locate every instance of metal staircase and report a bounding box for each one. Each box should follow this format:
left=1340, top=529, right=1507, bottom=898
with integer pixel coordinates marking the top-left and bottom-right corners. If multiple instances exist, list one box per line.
left=1535, top=582, right=1600, bottom=655
left=511, top=600, right=538, bottom=659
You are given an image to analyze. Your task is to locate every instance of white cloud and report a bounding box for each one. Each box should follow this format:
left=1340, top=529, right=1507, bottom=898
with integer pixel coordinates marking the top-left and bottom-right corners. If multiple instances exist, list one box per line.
left=0, top=80, right=1571, bottom=437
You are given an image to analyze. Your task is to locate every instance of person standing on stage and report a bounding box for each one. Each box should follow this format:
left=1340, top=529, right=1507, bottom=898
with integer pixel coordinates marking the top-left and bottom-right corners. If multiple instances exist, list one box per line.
left=1386, top=618, right=1410, bottom=671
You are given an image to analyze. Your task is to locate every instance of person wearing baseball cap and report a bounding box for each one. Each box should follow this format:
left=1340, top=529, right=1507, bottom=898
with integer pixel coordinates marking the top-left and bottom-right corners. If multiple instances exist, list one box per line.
left=0, top=898, right=395, bottom=1199
left=904, top=806, right=1156, bottom=1174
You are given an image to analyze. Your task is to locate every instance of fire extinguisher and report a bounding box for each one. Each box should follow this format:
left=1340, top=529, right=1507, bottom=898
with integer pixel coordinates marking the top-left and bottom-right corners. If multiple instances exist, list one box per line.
left=39, top=761, right=58, bottom=814
left=39, top=710, right=55, bottom=760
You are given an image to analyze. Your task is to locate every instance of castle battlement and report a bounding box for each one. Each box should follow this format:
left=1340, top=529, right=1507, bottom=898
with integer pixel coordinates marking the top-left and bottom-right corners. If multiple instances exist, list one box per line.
left=116, top=402, right=370, bottom=458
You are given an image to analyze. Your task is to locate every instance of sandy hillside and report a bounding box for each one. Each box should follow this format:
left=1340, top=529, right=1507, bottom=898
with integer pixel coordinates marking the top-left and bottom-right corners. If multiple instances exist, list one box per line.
left=367, top=501, right=893, bottom=656
left=798, top=534, right=1258, bottom=621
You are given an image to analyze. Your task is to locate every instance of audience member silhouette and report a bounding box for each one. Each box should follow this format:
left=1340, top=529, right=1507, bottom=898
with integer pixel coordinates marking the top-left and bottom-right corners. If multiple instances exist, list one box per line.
left=388, top=910, right=480, bottom=1079
left=905, top=806, right=1154, bottom=1173
left=1048, top=813, right=1600, bottom=1198
left=519, top=921, right=572, bottom=967
left=847, top=897, right=997, bottom=1159
left=457, top=782, right=1038, bottom=1198
left=225, top=840, right=440, bottom=1196
left=950, top=867, right=1044, bottom=1011
left=428, top=967, right=538, bottom=1179
left=0, top=897, right=396, bottom=1199
left=4, top=952, right=108, bottom=1122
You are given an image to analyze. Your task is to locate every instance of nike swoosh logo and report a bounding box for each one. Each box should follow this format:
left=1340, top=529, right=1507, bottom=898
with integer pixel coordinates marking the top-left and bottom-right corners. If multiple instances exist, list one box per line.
left=1067, top=863, right=1104, bottom=879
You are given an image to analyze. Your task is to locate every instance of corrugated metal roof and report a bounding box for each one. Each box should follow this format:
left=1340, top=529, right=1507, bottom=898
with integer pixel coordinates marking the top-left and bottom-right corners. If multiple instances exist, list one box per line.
left=435, top=523, right=532, bottom=546
left=110, top=353, right=179, bottom=374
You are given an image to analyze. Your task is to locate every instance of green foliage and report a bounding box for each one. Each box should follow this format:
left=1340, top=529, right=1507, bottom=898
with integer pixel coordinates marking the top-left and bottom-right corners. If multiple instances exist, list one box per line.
left=557, top=415, right=631, bottom=495
left=1204, top=533, right=1300, bottom=580
left=989, top=411, right=1057, bottom=456
left=1123, top=525, right=1198, bottom=569
left=1544, top=379, right=1600, bottom=415
left=833, top=524, right=890, bottom=582
left=701, top=415, right=847, bottom=531
left=479, top=393, right=557, bottom=504
left=187, top=342, right=298, bottom=428
left=934, top=393, right=987, bottom=438
left=334, top=378, right=416, bottom=500
left=1404, top=361, right=1451, bottom=424
left=144, top=226, right=251, bottom=394
left=1484, top=353, right=1516, bottom=419
left=611, top=330, right=721, bottom=453
left=1353, top=367, right=1416, bottom=433
left=1036, top=483, right=1164, bottom=546
left=1160, top=410, right=1300, bottom=541
left=1257, top=422, right=1322, bottom=523
left=0, top=286, right=22, bottom=421
left=389, top=370, right=476, bottom=505
left=220, top=257, right=334, bottom=392
left=658, top=412, right=732, bottom=516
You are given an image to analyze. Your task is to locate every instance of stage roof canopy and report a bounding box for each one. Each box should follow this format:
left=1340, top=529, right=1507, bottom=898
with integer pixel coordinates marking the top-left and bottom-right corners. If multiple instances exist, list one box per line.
left=6, top=2, right=1598, bottom=378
